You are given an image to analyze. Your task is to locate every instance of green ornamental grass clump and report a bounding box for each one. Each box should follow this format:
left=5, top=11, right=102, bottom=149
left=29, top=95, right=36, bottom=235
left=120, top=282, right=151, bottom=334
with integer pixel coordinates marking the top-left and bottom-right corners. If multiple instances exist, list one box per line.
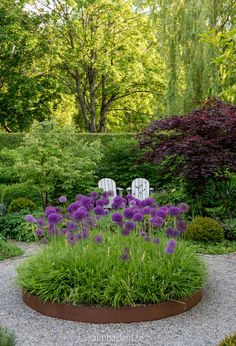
left=0, top=239, right=23, bottom=261
left=17, top=194, right=206, bottom=308
left=218, top=333, right=236, bottom=346
left=0, top=326, right=16, bottom=346
left=7, top=198, right=36, bottom=213
left=184, top=216, right=224, bottom=243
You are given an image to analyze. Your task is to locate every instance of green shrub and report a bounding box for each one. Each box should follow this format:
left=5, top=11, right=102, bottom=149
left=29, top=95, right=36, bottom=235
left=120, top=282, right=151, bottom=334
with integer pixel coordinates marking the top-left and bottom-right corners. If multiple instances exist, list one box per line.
left=218, top=333, right=236, bottom=346
left=0, top=133, right=24, bottom=149
left=17, top=234, right=206, bottom=308
left=184, top=217, right=224, bottom=243
left=0, top=184, right=7, bottom=199
left=2, top=182, right=41, bottom=207
left=7, top=198, right=36, bottom=213
left=0, top=239, right=23, bottom=261
left=0, top=210, right=37, bottom=242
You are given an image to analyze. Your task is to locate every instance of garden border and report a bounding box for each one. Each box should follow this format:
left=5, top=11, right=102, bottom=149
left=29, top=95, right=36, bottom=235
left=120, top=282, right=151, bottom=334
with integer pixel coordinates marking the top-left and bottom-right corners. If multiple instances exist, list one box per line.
left=23, top=290, right=202, bottom=324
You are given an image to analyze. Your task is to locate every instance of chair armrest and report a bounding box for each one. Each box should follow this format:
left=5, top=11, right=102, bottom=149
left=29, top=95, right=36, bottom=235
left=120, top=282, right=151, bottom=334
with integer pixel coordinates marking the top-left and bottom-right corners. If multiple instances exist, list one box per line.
left=117, top=187, right=124, bottom=196
left=126, top=187, right=131, bottom=192
left=150, top=188, right=154, bottom=193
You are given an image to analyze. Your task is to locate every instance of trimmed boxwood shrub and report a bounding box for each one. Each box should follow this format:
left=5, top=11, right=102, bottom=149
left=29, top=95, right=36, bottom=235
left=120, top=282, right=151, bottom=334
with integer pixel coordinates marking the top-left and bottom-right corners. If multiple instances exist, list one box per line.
left=7, top=198, right=36, bottom=213
left=1, top=182, right=41, bottom=207
left=184, top=217, right=224, bottom=243
left=218, top=333, right=236, bottom=346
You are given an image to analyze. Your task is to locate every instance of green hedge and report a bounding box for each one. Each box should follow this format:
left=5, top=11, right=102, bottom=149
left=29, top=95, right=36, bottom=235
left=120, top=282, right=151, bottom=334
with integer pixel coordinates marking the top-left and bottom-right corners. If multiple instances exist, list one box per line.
left=0, top=132, right=134, bottom=150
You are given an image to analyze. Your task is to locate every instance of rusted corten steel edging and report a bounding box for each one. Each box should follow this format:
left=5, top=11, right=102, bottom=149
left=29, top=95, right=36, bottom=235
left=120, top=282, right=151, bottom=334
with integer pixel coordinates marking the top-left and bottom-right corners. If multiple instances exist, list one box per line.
left=23, top=290, right=202, bottom=324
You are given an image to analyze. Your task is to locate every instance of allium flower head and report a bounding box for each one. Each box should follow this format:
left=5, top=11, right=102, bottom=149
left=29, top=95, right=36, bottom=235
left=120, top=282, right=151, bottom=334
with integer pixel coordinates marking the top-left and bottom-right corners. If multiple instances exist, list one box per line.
left=129, top=200, right=136, bottom=207
left=90, top=191, right=99, bottom=200
left=166, top=227, right=179, bottom=237
left=67, top=233, right=76, bottom=245
left=123, top=208, right=134, bottom=219
left=140, top=230, right=146, bottom=237
left=159, top=206, right=169, bottom=214
left=67, top=222, right=77, bottom=231
left=178, top=203, right=189, bottom=214
left=76, top=232, right=83, bottom=240
left=144, top=235, right=150, bottom=241
left=141, top=197, right=155, bottom=208
left=107, top=190, right=114, bottom=197
left=82, top=227, right=89, bottom=239
left=142, top=206, right=151, bottom=215
left=81, top=197, right=94, bottom=209
left=122, top=228, right=131, bottom=236
left=150, top=208, right=157, bottom=217
left=94, top=234, right=103, bottom=243
left=67, top=201, right=81, bottom=213
left=45, top=206, right=57, bottom=217
left=177, top=220, right=187, bottom=233
left=120, top=247, right=130, bottom=261
left=61, top=228, right=68, bottom=235
left=132, top=213, right=143, bottom=222
left=48, top=212, right=62, bottom=225
left=112, top=213, right=123, bottom=223
left=85, top=216, right=96, bottom=229
left=96, top=198, right=109, bottom=207
left=93, top=206, right=106, bottom=216
left=124, top=221, right=135, bottom=232
left=58, top=196, right=67, bottom=203
left=25, top=214, right=36, bottom=223
left=72, top=207, right=87, bottom=221
left=36, top=217, right=44, bottom=226
left=35, top=228, right=44, bottom=237
left=155, top=209, right=167, bottom=219
left=102, top=191, right=109, bottom=198
left=169, top=206, right=181, bottom=217
left=150, top=216, right=164, bottom=227
left=165, top=239, right=177, bottom=255
left=152, top=237, right=160, bottom=244
left=76, top=194, right=85, bottom=201
left=112, top=196, right=126, bottom=209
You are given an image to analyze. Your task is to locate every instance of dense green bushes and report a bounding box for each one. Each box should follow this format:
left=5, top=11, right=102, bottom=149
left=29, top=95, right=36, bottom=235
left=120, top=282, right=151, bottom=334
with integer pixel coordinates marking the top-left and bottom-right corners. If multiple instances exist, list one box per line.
left=1, top=183, right=41, bottom=207
left=7, top=198, right=36, bottom=213
left=185, top=217, right=224, bottom=243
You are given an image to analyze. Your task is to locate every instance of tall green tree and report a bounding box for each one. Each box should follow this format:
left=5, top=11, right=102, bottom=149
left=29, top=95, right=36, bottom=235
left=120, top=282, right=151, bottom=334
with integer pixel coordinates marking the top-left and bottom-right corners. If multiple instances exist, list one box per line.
left=0, top=0, right=60, bottom=131
left=30, top=0, right=165, bottom=132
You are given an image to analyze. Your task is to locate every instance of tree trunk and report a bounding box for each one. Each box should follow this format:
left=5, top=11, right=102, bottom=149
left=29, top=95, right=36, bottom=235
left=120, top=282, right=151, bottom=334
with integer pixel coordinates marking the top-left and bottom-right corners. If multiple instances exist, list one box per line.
left=75, top=72, right=90, bottom=131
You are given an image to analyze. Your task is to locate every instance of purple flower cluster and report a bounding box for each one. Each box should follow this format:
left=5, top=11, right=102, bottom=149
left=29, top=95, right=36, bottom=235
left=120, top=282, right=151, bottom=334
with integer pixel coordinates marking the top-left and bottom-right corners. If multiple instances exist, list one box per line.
left=24, top=192, right=189, bottom=256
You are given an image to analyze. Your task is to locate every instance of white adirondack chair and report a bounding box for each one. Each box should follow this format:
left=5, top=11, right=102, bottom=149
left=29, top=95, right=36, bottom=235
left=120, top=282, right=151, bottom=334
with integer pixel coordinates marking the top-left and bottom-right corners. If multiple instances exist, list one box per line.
left=127, top=178, right=154, bottom=200
left=98, top=178, right=123, bottom=207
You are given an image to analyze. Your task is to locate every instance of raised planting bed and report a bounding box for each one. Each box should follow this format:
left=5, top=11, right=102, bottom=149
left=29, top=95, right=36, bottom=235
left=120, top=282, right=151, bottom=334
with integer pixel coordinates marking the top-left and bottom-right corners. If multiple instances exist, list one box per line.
left=23, top=290, right=202, bottom=324
left=18, top=194, right=206, bottom=323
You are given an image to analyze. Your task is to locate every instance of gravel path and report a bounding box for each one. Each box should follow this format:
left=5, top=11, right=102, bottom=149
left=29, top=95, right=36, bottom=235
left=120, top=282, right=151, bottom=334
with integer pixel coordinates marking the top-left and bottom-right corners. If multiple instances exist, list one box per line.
left=0, top=243, right=235, bottom=346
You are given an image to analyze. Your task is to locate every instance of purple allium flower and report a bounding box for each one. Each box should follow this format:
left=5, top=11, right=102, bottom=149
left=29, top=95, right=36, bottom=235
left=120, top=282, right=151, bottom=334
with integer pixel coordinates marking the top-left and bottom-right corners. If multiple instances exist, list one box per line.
left=48, top=212, right=62, bottom=225
left=48, top=224, right=55, bottom=236
left=25, top=214, right=36, bottom=223
left=123, top=208, right=135, bottom=219
left=76, top=232, right=83, bottom=240
left=103, top=209, right=109, bottom=215
left=82, top=227, right=89, bottom=239
left=166, top=227, right=179, bottom=237
left=150, top=208, right=157, bottom=217
left=96, top=198, right=109, bottom=207
left=150, top=216, right=164, bottom=227
left=61, top=228, right=68, bottom=235
left=35, top=228, right=44, bottom=237
left=144, top=235, right=150, bottom=241
left=85, top=216, right=96, bottom=229
left=152, top=237, right=160, bottom=244
left=81, top=197, right=94, bottom=209
left=102, top=191, right=109, bottom=198
left=177, top=220, right=187, bottom=233
left=142, top=206, right=151, bottom=215
left=155, top=209, right=167, bottom=219
left=107, top=190, right=114, bottom=197
left=132, top=212, right=143, bottom=222
left=67, top=233, right=76, bottom=245
left=159, top=206, right=169, bottom=214
left=94, top=234, right=103, bottom=243
left=164, top=239, right=177, bottom=255
left=129, top=199, right=136, bottom=207
left=126, top=194, right=133, bottom=201
left=112, top=213, right=123, bottom=223
left=178, top=203, right=189, bottom=214
left=141, top=197, right=155, bottom=208
left=169, top=206, right=181, bottom=217
left=67, top=222, right=77, bottom=231
left=72, top=207, right=87, bottom=221
left=45, top=206, right=58, bottom=217
left=67, top=201, right=81, bottom=213
left=124, top=221, right=135, bottom=232
left=140, top=230, right=146, bottom=237
left=112, top=196, right=126, bottom=209
left=58, top=196, right=67, bottom=203
left=120, top=247, right=130, bottom=261
left=122, top=228, right=131, bottom=236
left=90, top=191, right=99, bottom=200
left=93, top=206, right=106, bottom=216
left=36, top=217, right=44, bottom=226
left=76, top=194, right=84, bottom=201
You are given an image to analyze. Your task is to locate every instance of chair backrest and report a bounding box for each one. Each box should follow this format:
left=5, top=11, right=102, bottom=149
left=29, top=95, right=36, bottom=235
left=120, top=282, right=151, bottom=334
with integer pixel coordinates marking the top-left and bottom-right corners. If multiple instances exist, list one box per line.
left=131, top=178, right=150, bottom=200
left=98, top=178, right=117, bottom=196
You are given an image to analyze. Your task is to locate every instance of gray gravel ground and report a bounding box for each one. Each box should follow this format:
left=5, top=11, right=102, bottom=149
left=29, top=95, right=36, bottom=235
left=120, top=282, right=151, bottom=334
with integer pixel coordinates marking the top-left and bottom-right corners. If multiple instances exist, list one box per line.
left=0, top=243, right=235, bottom=346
